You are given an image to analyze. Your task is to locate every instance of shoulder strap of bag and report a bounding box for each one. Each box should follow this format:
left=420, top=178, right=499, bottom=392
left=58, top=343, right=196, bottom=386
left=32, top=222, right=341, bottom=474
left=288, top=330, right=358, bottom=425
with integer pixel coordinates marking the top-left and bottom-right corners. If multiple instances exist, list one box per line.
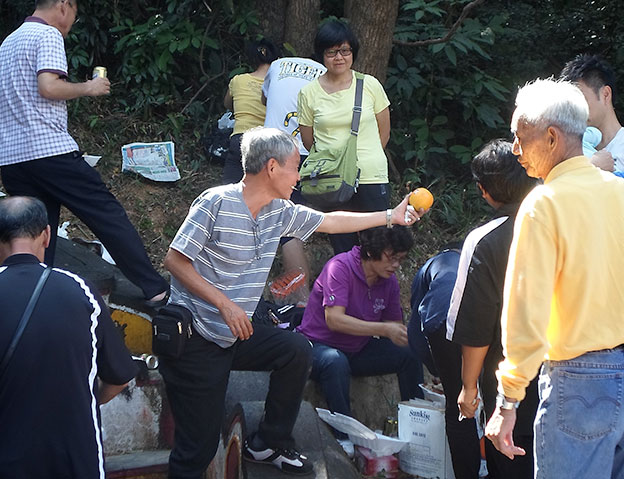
left=350, top=73, right=365, bottom=137
left=0, top=267, right=51, bottom=379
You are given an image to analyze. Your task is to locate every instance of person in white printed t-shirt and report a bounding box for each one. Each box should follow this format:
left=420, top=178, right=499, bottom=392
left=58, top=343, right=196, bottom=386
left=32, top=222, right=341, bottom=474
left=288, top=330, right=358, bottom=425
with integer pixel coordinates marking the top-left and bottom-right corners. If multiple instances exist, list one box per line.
left=261, top=57, right=326, bottom=299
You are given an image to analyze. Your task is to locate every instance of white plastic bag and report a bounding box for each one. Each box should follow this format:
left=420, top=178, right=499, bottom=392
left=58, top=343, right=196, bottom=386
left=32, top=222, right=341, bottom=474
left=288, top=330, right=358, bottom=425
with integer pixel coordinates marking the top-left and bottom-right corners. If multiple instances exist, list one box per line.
left=217, top=111, right=235, bottom=130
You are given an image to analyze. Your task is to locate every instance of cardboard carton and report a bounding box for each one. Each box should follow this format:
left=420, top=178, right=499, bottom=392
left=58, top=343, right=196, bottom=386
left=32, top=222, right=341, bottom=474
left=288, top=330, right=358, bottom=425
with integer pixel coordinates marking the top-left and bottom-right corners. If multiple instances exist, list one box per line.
left=397, top=399, right=455, bottom=479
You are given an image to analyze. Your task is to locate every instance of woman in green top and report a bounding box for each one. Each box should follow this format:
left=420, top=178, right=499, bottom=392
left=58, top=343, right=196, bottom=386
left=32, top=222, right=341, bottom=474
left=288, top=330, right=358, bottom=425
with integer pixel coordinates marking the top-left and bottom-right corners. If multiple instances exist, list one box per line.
left=222, top=39, right=279, bottom=183
left=298, top=20, right=391, bottom=255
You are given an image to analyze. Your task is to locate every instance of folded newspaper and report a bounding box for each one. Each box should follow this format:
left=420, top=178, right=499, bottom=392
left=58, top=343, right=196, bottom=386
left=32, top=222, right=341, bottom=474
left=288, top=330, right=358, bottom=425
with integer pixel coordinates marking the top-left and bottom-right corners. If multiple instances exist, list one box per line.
left=121, top=141, right=180, bottom=182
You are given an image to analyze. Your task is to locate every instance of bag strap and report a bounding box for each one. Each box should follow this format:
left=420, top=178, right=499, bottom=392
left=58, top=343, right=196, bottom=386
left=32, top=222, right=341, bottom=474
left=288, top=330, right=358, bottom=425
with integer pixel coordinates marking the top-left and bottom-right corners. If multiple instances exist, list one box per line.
left=350, top=73, right=365, bottom=136
left=0, top=267, right=51, bottom=379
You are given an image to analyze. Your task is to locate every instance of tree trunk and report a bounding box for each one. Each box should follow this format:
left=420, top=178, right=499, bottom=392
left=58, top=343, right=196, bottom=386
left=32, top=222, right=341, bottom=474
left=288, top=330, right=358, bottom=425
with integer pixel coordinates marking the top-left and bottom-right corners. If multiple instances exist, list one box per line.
left=254, top=0, right=288, bottom=46
left=344, top=0, right=399, bottom=83
left=284, top=0, right=321, bottom=58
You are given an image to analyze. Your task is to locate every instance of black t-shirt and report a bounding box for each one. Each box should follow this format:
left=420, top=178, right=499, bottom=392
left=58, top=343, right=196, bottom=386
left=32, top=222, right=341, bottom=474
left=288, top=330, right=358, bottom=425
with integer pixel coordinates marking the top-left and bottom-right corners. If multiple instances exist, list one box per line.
left=447, top=205, right=538, bottom=435
left=0, top=254, right=138, bottom=479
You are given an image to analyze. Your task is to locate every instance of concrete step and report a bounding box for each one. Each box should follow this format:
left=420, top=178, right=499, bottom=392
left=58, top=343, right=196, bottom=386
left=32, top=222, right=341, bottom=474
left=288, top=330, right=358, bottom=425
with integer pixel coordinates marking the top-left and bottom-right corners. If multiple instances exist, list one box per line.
left=105, top=450, right=169, bottom=478
left=241, top=401, right=359, bottom=479
left=102, top=400, right=359, bottom=479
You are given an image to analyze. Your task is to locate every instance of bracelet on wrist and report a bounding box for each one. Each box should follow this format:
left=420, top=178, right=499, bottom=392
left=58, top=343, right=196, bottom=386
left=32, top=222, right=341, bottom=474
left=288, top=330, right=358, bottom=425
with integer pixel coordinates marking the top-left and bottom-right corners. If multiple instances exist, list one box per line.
left=496, top=393, right=520, bottom=410
left=386, top=209, right=393, bottom=228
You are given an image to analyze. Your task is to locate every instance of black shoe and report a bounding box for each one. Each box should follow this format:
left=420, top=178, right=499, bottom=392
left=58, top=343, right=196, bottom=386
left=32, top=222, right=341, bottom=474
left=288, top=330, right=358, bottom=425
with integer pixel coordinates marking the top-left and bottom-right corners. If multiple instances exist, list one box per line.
left=243, top=439, right=313, bottom=476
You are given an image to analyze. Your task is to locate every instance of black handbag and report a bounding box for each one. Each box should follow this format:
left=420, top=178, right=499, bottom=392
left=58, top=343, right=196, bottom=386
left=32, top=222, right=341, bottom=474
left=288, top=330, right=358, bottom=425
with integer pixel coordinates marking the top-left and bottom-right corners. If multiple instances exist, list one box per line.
left=152, top=304, right=193, bottom=358
left=252, top=297, right=305, bottom=330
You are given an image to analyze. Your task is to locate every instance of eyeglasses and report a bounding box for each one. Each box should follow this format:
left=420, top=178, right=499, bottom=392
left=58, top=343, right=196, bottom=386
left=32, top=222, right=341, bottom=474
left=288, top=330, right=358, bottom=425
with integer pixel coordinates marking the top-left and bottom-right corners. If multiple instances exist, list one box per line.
left=325, top=47, right=352, bottom=58
left=382, top=251, right=407, bottom=266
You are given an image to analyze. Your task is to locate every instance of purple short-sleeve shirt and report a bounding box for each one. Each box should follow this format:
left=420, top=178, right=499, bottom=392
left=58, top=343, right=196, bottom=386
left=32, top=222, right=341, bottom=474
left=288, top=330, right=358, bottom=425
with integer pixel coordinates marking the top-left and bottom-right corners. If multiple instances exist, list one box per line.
left=297, top=246, right=403, bottom=353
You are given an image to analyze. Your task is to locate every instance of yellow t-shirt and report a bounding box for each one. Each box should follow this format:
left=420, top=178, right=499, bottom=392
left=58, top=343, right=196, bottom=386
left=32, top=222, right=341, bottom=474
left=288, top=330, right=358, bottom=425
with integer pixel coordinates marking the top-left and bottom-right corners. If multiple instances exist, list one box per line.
left=497, top=156, right=624, bottom=401
left=228, top=73, right=265, bottom=135
left=297, top=71, right=390, bottom=184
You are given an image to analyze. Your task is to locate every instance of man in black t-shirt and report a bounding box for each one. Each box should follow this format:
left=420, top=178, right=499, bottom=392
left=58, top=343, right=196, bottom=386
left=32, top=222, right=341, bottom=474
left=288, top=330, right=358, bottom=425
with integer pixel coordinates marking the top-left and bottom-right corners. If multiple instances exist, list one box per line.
left=446, top=140, right=539, bottom=479
left=0, top=196, right=138, bottom=479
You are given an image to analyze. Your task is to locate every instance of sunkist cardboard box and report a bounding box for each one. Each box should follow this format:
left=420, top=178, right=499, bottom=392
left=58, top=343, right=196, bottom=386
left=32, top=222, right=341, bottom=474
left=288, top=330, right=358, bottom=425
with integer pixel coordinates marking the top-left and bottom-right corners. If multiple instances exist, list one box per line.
left=398, top=399, right=455, bottom=479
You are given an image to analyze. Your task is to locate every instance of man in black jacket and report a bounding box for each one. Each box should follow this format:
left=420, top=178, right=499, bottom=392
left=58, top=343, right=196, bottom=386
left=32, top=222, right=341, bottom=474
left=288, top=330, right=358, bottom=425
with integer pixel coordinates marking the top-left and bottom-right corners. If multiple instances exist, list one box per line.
left=446, top=140, right=539, bottom=479
left=0, top=196, right=138, bottom=479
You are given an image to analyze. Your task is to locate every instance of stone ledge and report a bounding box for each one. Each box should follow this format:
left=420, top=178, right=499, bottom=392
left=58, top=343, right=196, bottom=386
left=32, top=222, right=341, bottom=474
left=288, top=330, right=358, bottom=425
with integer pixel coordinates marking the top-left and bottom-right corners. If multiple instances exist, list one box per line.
left=303, top=374, right=403, bottom=432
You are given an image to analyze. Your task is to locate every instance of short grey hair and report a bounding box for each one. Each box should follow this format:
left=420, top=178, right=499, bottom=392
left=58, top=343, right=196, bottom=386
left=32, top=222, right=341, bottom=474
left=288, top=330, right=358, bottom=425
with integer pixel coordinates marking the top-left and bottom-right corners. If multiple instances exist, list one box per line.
left=511, top=78, right=588, bottom=137
left=241, top=127, right=298, bottom=175
left=0, top=196, right=48, bottom=243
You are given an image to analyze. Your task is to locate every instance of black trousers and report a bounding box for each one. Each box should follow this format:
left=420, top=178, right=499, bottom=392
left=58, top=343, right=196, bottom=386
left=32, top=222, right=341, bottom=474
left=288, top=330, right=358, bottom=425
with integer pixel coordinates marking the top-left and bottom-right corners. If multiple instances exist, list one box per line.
left=158, top=324, right=312, bottom=479
left=222, top=134, right=243, bottom=184
left=482, top=374, right=537, bottom=479
left=327, top=183, right=390, bottom=255
left=1, top=152, right=169, bottom=299
left=427, top=327, right=481, bottom=479
left=484, top=433, right=533, bottom=479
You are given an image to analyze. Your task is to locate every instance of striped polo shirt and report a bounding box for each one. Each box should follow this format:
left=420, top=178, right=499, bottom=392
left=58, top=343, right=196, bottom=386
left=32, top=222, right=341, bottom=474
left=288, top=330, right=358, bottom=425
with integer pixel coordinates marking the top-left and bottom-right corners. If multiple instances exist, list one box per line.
left=170, top=182, right=324, bottom=347
left=0, top=17, right=78, bottom=166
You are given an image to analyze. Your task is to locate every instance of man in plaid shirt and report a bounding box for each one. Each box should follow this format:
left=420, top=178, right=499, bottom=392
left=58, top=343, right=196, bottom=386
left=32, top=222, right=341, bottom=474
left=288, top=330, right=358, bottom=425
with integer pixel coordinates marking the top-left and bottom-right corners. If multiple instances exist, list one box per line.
left=0, top=0, right=169, bottom=306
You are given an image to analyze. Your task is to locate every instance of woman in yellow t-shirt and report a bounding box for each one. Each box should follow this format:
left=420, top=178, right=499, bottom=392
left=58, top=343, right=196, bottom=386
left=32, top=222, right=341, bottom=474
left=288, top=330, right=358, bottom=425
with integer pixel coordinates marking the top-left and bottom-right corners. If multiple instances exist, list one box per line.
left=222, top=39, right=279, bottom=183
left=298, top=20, right=391, bottom=255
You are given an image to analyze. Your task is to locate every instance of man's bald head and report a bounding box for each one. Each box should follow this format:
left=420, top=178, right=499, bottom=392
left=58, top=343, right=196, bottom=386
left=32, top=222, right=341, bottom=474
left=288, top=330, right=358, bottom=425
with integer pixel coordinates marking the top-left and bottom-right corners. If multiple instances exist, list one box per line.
left=0, top=197, right=49, bottom=244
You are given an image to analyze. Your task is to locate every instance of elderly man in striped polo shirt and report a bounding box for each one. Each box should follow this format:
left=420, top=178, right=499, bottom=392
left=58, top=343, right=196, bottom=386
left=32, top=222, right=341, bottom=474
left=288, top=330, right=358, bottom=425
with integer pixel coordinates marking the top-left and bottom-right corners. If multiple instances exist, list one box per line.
left=159, top=127, right=423, bottom=478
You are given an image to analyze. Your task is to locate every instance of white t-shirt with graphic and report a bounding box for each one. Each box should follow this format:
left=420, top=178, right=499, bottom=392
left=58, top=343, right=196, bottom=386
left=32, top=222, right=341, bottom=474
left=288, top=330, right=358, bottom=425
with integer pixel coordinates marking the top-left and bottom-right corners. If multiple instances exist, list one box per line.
left=262, top=57, right=326, bottom=155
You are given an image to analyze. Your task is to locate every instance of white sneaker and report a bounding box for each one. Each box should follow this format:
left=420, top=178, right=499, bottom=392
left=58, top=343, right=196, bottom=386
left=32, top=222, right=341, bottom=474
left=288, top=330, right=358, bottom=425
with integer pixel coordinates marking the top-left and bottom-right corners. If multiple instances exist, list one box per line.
left=337, top=439, right=355, bottom=458
left=243, top=439, right=313, bottom=475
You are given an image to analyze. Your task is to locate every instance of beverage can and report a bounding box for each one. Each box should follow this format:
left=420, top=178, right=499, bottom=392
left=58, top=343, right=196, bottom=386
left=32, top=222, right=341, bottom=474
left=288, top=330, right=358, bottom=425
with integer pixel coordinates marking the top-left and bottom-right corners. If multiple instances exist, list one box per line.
left=383, top=416, right=398, bottom=437
left=92, top=66, right=107, bottom=79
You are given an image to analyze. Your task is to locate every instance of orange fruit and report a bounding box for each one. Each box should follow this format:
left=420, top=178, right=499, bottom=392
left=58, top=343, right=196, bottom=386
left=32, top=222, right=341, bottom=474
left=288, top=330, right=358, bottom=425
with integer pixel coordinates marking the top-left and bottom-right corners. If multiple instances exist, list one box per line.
left=408, top=188, right=434, bottom=210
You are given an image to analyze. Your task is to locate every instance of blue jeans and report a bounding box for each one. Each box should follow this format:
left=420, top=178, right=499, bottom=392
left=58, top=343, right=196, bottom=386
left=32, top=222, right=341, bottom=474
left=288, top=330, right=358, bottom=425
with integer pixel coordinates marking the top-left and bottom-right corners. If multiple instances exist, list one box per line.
left=310, top=337, right=423, bottom=438
left=535, top=347, right=624, bottom=479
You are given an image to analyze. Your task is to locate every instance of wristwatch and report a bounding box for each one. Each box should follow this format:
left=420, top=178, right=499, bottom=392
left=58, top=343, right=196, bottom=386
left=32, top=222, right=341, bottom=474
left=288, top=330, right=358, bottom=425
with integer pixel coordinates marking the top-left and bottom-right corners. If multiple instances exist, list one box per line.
left=496, top=393, right=520, bottom=410
left=386, top=209, right=393, bottom=228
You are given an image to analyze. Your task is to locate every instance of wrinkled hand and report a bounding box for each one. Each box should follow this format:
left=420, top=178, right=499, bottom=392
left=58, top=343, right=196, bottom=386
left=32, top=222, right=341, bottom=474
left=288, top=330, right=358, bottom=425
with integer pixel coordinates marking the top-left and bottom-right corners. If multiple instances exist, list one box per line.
left=385, top=322, right=409, bottom=347
left=457, top=385, right=480, bottom=419
left=392, top=195, right=427, bottom=226
left=485, top=407, right=525, bottom=460
left=86, top=76, right=110, bottom=96
left=591, top=149, right=614, bottom=172
left=220, top=300, right=253, bottom=340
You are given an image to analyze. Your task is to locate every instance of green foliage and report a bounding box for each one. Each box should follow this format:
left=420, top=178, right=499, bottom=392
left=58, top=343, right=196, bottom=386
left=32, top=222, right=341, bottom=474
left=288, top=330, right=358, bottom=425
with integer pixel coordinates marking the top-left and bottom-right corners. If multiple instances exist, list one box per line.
left=57, top=0, right=260, bottom=121
left=230, top=7, right=259, bottom=35
left=387, top=0, right=509, bottom=187
left=111, top=14, right=204, bottom=110
left=3, top=0, right=623, bottom=242
left=428, top=180, right=490, bottom=236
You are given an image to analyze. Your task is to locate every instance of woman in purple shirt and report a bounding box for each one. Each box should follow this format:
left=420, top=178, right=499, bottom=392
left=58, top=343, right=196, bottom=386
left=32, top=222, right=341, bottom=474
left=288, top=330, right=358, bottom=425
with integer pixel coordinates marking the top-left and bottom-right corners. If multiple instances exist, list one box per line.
left=297, top=226, right=423, bottom=452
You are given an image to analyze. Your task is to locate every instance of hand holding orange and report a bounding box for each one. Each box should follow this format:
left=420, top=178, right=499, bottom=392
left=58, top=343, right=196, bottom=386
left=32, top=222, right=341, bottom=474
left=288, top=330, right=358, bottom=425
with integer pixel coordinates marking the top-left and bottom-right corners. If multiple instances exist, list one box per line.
left=408, top=188, right=434, bottom=211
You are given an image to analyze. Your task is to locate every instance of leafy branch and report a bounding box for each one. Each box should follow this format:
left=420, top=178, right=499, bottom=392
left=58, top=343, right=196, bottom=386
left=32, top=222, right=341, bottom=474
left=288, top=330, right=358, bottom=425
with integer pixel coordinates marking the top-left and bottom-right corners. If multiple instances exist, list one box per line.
left=181, top=6, right=225, bottom=114
left=393, top=0, right=486, bottom=47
